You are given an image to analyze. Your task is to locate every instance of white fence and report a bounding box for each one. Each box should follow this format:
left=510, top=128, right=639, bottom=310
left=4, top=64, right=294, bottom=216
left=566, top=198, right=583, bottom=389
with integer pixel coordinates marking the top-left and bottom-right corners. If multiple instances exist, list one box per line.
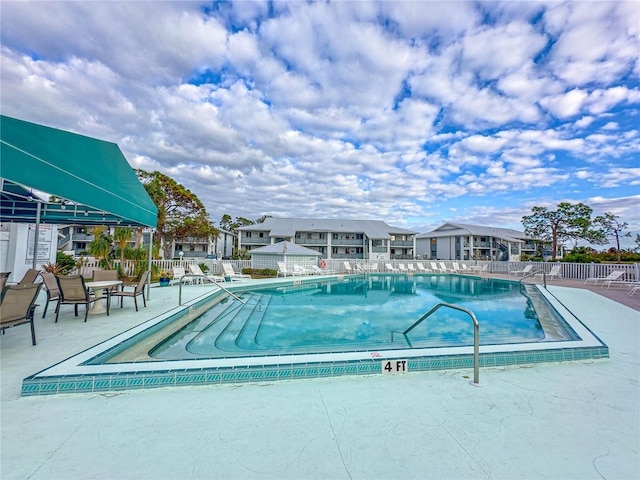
left=70, top=257, right=639, bottom=283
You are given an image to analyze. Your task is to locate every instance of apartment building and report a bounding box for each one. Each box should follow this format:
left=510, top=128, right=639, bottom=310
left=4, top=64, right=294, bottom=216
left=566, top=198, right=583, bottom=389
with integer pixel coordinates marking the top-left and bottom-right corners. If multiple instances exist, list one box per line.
left=237, top=218, right=417, bottom=260
left=416, top=223, right=537, bottom=261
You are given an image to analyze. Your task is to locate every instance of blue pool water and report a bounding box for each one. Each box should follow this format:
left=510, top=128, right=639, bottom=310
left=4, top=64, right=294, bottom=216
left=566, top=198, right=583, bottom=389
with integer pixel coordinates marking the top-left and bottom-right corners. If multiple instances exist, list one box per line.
left=150, top=275, right=578, bottom=360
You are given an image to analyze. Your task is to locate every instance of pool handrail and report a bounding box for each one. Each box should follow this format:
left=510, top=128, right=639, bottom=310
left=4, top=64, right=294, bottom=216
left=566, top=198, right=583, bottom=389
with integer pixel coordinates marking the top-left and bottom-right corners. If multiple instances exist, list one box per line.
left=391, top=302, right=480, bottom=386
left=178, top=274, right=245, bottom=305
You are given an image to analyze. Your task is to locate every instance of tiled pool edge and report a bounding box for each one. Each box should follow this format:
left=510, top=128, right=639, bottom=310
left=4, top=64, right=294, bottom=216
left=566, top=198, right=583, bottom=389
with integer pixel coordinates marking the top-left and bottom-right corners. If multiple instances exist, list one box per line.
left=20, top=278, right=611, bottom=396
left=22, top=345, right=609, bottom=396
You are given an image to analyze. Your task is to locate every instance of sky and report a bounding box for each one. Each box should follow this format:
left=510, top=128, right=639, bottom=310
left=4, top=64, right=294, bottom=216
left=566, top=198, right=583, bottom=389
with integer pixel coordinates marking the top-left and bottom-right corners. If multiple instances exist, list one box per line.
left=1, top=1, right=639, bottom=247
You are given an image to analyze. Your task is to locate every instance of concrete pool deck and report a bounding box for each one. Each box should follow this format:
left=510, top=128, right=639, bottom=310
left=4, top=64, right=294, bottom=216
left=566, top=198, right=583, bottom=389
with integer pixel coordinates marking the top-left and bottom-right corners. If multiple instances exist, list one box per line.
left=1, top=276, right=639, bottom=479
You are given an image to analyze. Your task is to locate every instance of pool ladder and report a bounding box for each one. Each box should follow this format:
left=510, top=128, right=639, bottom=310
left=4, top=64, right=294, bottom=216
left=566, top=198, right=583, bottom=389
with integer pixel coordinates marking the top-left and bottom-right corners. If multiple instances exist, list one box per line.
left=391, top=303, right=480, bottom=386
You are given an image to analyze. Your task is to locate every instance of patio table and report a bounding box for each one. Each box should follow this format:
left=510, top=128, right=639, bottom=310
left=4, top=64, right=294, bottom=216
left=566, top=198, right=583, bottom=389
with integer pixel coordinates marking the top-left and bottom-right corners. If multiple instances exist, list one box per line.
left=84, top=280, right=122, bottom=315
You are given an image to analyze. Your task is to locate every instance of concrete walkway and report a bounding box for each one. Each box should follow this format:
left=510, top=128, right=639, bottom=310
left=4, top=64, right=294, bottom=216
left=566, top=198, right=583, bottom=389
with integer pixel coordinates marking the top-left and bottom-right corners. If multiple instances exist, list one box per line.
left=1, top=279, right=638, bottom=479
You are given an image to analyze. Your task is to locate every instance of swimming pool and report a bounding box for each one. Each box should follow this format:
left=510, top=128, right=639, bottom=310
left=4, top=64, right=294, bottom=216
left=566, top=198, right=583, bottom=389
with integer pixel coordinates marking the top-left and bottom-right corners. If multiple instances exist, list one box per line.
left=148, top=276, right=578, bottom=360
left=22, top=274, right=609, bottom=396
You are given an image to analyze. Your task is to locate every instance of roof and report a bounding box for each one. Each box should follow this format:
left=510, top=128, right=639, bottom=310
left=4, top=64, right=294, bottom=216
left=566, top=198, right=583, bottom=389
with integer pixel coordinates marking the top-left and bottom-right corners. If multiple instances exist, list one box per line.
left=416, top=222, right=531, bottom=243
left=0, top=115, right=157, bottom=227
left=239, top=217, right=417, bottom=239
left=248, top=241, right=322, bottom=256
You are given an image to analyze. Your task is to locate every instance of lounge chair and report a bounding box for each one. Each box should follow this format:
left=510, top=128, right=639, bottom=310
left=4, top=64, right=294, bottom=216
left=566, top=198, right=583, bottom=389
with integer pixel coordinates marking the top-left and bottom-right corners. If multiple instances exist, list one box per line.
left=55, top=275, right=104, bottom=322
left=40, top=271, right=61, bottom=318
left=535, top=265, right=562, bottom=281
left=188, top=264, right=226, bottom=283
left=439, top=262, right=452, bottom=273
left=222, top=263, right=251, bottom=280
left=343, top=261, right=356, bottom=273
left=509, top=265, right=534, bottom=276
left=109, top=271, right=149, bottom=311
left=368, top=263, right=379, bottom=273
left=397, top=263, right=408, bottom=273
left=171, top=266, right=192, bottom=285
left=430, top=262, right=440, bottom=273
left=310, top=264, right=335, bottom=275
left=277, top=261, right=301, bottom=277
left=416, top=263, right=429, bottom=273
left=0, top=283, right=42, bottom=345
left=294, top=264, right=312, bottom=275
left=385, top=263, right=398, bottom=272
left=584, top=270, right=624, bottom=287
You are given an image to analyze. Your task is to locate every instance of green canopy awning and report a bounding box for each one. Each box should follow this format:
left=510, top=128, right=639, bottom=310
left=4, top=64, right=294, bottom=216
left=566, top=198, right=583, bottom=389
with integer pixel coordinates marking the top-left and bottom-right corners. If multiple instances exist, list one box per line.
left=0, top=115, right=157, bottom=227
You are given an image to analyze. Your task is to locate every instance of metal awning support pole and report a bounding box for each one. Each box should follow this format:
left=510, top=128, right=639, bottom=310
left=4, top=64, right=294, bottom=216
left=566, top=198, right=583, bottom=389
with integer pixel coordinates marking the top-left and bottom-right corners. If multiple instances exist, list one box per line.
left=146, top=229, right=154, bottom=300
left=32, top=201, right=41, bottom=269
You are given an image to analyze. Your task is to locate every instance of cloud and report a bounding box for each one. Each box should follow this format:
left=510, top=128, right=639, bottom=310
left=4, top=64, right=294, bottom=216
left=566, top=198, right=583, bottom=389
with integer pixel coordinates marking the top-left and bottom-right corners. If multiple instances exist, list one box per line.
left=1, top=0, right=638, bottom=239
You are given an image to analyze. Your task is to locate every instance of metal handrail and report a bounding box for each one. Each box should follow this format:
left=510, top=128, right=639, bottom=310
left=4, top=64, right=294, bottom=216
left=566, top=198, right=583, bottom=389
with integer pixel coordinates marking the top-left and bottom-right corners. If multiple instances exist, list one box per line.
left=519, top=269, right=547, bottom=289
left=178, top=274, right=245, bottom=305
left=391, top=302, right=480, bottom=386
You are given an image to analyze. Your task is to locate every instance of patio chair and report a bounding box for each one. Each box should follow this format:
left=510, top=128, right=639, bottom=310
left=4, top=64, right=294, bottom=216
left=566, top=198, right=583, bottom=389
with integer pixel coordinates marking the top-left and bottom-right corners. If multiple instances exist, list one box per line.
left=407, top=263, right=417, bottom=273
left=343, top=261, right=356, bottom=273
left=385, top=263, right=398, bottom=272
left=416, top=263, right=429, bottom=273
left=14, top=268, right=40, bottom=286
left=55, top=275, right=104, bottom=322
left=222, top=263, right=251, bottom=280
left=397, top=263, right=408, bottom=272
left=92, top=269, right=121, bottom=293
left=509, top=265, right=533, bottom=276
left=40, top=271, right=60, bottom=318
left=584, top=270, right=624, bottom=286
left=109, top=271, right=149, bottom=311
left=0, top=283, right=42, bottom=345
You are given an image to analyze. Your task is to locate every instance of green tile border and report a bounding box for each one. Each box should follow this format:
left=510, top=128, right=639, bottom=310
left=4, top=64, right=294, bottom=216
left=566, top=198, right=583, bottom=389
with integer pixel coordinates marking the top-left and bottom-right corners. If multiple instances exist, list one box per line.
left=21, top=344, right=609, bottom=396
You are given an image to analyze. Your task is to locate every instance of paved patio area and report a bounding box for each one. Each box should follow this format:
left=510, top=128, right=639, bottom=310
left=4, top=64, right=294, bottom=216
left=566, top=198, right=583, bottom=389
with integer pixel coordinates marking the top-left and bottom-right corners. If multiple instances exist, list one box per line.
left=1, top=276, right=638, bottom=479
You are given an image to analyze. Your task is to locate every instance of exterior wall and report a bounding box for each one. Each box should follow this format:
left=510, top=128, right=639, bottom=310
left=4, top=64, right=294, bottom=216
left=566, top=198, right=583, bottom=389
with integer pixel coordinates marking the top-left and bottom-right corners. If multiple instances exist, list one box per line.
left=250, top=254, right=319, bottom=270
left=1, top=223, right=57, bottom=282
left=241, top=232, right=413, bottom=260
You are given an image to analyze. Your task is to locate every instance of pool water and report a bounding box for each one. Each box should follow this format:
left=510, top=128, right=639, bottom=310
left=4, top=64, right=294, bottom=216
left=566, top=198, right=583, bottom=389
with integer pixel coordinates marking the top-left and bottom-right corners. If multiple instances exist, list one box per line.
left=150, top=275, right=578, bottom=360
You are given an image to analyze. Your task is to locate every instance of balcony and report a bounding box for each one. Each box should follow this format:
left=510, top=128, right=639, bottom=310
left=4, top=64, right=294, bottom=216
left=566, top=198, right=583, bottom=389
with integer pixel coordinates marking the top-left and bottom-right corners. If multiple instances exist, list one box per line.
left=332, top=238, right=365, bottom=246
left=241, top=237, right=269, bottom=244
left=390, top=240, right=413, bottom=247
left=295, top=238, right=328, bottom=245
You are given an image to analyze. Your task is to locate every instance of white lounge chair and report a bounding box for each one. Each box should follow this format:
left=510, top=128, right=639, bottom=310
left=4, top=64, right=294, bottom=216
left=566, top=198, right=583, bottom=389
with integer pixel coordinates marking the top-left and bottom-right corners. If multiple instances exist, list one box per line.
left=277, top=261, right=302, bottom=277
left=439, top=262, right=452, bottom=273
left=407, top=263, right=417, bottom=273
left=188, top=264, right=226, bottom=283
left=294, top=264, right=312, bottom=275
left=416, top=263, right=429, bottom=273
left=397, top=263, right=408, bottom=273
left=222, top=263, right=251, bottom=281
left=171, top=266, right=192, bottom=285
left=385, top=263, right=398, bottom=272
left=343, top=261, right=357, bottom=273
left=584, top=270, right=624, bottom=287
left=535, top=265, right=562, bottom=281
left=430, top=262, right=440, bottom=273
left=509, top=265, right=534, bottom=276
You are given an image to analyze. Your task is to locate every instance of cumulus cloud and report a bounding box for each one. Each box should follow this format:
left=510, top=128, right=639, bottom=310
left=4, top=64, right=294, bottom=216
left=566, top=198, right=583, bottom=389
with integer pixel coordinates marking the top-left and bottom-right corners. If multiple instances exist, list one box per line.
left=1, top=0, right=638, bottom=236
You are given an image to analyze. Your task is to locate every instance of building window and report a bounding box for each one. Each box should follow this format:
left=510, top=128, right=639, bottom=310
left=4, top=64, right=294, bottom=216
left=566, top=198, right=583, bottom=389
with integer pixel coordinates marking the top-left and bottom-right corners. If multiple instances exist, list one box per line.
left=259, top=232, right=264, bottom=238
left=245, top=232, right=252, bottom=238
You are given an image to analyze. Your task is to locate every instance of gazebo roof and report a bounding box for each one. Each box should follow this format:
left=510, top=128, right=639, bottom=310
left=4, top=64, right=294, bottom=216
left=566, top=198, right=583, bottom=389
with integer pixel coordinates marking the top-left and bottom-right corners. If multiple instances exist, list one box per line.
left=248, top=241, right=321, bottom=256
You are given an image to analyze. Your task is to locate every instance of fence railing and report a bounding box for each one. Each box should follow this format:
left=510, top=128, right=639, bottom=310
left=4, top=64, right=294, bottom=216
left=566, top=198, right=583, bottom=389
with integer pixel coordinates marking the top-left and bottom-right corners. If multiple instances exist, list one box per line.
left=69, top=257, right=639, bottom=283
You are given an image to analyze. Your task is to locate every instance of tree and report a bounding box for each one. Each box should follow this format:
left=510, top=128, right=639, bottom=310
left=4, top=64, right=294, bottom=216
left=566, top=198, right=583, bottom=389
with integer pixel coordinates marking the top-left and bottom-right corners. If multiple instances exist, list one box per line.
left=136, top=170, right=219, bottom=259
left=113, top=227, right=132, bottom=273
left=521, top=202, right=602, bottom=260
left=87, top=227, right=113, bottom=269
left=593, top=213, right=630, bottom=262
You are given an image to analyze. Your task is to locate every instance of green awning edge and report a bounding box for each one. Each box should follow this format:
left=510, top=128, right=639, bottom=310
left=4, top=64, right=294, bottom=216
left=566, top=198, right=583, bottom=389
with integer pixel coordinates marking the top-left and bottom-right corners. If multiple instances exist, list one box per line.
left=0, top=115, right=157, bottom=227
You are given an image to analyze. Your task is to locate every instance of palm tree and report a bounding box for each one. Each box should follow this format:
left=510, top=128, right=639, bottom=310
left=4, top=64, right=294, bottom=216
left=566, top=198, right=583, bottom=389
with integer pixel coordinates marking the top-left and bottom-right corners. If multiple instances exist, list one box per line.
left=113, top=227, right=133, bottom=274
